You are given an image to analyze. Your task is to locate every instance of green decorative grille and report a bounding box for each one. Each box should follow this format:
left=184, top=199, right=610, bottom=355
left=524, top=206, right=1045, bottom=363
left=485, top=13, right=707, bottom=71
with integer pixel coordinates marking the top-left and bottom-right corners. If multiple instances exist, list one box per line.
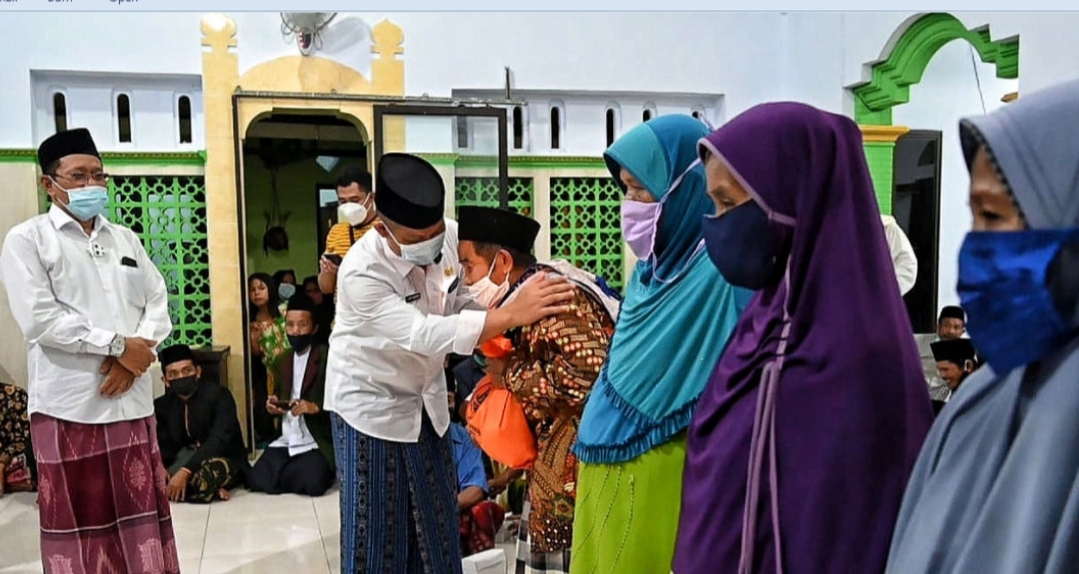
left=549, top=177, right=625, bottom=290
left=454, top=177, right=535, bottom=217
left=108, top=176, right=211, bottom=347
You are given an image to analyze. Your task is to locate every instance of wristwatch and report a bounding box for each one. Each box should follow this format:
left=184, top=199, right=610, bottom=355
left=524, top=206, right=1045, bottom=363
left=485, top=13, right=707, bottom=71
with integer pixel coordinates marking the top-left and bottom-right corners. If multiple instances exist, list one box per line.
left=108, top=334, right=126, bottom=357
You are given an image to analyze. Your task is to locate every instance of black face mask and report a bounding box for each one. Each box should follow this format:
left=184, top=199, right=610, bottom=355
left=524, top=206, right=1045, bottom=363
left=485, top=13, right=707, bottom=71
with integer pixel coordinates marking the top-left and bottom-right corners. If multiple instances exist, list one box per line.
left=169, top=375, right=199, bottom=398
left=288, top=334, right=314, bottom=353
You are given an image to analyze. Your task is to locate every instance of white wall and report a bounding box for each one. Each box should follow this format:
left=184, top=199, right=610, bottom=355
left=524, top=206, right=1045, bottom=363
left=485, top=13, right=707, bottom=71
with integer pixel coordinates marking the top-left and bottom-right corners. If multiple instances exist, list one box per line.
left=31, top=72, right=205, bottom=151
left=0, top=11, right=786, bottom=150
left=449, top=90, right=722, bottom=156
left=4, top=11, right=1079, bottom=149
left=0, top=13, right=206, bottom=149
left=778, top=12, right=1079, bottom=116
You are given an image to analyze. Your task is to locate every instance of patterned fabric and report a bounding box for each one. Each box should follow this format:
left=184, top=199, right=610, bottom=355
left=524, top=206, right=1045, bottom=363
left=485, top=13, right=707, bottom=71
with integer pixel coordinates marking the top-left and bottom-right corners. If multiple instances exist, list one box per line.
left=324, top=219, right=379, bottom=262
left=256, top=303, right=290, bottom=396
left=499, top=264, right=615, bottom=555
left=334, top=412, right=463, bottom=574
left=0, top=383, right=31, bottom=476
left=459, top=500, right=505, bottom=557
left=516, top=501, right=570, bottom=574
left=3, top=453, right=33, bottom=489
left=185, top=457, right=242, bottom=504
left=30, top=413, right=179, bottom=574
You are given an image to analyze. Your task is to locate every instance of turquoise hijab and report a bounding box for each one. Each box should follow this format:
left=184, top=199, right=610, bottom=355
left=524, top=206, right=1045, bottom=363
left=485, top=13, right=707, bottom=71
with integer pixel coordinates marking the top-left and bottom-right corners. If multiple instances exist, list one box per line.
left=575, top=115, right=752, bottom=464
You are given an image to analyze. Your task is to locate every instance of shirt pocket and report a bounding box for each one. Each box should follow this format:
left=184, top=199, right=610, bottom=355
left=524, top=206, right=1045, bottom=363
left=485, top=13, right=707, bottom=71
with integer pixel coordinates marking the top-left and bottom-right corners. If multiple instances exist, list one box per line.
left=117, top=265, right=148, bottom=308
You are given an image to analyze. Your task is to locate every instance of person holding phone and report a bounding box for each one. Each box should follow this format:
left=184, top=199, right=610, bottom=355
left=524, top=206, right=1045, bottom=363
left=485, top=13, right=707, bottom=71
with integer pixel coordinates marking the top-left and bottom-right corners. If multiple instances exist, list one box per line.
left=318, top=166, right=378, bottom=297
left=248, top=293, right=336, bottom=497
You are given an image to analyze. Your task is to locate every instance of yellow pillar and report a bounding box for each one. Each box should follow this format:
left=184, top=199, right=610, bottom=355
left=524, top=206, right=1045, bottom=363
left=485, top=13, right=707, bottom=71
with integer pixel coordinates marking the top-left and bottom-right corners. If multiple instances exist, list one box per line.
left=200, top=14, right=249, bottom=439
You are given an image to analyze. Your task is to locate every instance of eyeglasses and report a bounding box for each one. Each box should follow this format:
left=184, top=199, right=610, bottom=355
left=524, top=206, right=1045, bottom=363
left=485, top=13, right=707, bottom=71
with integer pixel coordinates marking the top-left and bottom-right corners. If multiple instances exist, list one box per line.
left=55, top=172, right=110, bottom=186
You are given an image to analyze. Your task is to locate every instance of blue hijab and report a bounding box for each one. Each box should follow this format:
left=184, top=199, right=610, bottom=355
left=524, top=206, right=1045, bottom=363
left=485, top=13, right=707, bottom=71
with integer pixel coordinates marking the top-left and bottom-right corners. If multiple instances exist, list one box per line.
left=575, top=115, right=752, bottom=464
left=886, top=79, right=1079, bottom=574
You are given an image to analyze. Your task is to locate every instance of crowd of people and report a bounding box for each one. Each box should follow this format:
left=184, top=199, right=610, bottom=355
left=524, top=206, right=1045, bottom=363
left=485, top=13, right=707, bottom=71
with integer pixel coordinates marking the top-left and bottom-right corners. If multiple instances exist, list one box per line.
left=0, top=76, right=1077, bottom=574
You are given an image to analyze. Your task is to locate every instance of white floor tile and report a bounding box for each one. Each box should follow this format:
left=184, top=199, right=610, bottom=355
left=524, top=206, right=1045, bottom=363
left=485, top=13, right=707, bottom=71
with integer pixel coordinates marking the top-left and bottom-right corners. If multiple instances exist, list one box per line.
left=178, top=558, right=201, bottom=574
left=169, top=500, right=211, bottom=528
left=0, top=493, right=38, bottom=530
left=198, top=543, right=330, bottom=574
left=0, top=498, right=39, bottom=571
left=207, top=490, right=317, bottom=525
left=174, top=524, right=208, bottom=561
left=0, top=563, right=42, bottom=574
left=202, top=514, right=322, bottom=558
left=0, top=489, right=528, bottom=574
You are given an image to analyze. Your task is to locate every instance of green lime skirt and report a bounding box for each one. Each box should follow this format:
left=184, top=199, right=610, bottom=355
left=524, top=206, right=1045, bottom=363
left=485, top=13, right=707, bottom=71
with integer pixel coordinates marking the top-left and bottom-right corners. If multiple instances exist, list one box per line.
left=570, top=434, right=687, bottom=574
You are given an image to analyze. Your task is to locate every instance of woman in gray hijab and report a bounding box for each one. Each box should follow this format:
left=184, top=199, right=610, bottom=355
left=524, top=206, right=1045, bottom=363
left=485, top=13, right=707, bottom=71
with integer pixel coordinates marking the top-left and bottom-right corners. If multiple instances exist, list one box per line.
left=887, top=78, right=1079, bottom=573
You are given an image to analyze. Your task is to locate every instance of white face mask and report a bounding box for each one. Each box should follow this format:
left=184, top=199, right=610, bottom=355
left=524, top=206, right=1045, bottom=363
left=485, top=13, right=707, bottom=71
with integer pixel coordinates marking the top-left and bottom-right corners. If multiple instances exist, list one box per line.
left=386, top=226, right=445, bottom=267
left=338, top=196, right=373, bottom=227
left=466, top=257, right=510, bottom=308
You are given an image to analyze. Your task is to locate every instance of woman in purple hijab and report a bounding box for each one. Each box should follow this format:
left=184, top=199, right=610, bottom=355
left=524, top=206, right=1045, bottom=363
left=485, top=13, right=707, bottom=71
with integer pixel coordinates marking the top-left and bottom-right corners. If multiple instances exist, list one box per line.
left=672, top=103, right=933, bottom=574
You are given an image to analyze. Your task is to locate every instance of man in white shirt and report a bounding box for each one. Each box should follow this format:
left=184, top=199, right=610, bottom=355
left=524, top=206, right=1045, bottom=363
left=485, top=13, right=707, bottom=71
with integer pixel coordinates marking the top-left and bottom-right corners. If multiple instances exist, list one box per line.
left=0, top=128, right=177, bottom=574
left=326, top=153, right=575, bottom=574
left=247, top=292, right=336, bottom=497
left=881, top=214, right=918, bottom=296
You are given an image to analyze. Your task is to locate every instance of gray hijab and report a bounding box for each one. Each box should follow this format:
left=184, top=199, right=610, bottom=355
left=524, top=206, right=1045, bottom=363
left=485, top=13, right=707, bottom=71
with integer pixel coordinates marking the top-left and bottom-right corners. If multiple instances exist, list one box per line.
left=887, top=79, right=1079, bottom=574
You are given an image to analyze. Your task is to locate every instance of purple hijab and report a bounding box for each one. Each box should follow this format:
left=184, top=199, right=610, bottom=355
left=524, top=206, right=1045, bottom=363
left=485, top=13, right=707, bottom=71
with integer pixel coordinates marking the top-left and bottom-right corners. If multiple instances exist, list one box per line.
left=673, top=103, right=933, bottom=574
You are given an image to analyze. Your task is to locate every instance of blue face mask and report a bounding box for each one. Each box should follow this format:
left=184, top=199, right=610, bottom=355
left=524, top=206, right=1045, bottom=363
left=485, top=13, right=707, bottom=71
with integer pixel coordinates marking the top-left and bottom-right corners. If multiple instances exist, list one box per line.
left=957, top=229, right=1079, bottom=375
left=54, top=180, right=109, bottom=222
left=701, top=201, right=787, bottom=290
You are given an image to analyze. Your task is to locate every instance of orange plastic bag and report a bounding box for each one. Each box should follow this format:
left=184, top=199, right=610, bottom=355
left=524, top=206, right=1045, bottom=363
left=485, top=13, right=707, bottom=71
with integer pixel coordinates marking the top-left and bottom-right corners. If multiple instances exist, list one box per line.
left=465, top=336, right=536, bottom=470
left=466, top=376, right=536, bottom=470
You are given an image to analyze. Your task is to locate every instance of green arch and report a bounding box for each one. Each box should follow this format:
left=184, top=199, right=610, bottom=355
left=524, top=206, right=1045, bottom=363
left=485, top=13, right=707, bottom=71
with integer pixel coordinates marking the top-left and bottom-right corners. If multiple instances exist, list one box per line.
left=851, top=12, right=1019, bottom=125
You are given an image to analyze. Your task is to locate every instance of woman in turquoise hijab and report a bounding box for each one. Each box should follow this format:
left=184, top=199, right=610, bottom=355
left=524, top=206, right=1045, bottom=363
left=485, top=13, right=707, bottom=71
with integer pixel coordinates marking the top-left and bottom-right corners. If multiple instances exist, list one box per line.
left=571, top=115, right=751, bottom=573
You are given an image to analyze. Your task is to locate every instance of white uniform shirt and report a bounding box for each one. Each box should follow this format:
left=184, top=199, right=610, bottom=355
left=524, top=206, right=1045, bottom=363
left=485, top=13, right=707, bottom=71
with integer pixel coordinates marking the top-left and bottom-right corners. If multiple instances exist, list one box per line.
left=881, top=215, right=918, bottom=296
left=0, top=206, right=172, bottom=424
left=269, top=348, right=319, bottom=456
left=324, top=219, right=486, bottom=443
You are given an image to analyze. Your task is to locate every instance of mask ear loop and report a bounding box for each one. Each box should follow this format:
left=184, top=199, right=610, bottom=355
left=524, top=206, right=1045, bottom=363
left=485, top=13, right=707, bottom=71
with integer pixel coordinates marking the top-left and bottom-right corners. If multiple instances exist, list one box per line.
left=651, top=159, right=706, bottom=285
left=738, top=260, right=792, bottom=574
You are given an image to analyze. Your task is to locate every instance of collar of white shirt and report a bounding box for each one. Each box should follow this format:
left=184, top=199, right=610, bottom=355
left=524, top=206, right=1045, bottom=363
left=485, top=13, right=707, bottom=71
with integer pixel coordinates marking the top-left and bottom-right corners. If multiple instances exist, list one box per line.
left=48, top=204, right=107, bottom=235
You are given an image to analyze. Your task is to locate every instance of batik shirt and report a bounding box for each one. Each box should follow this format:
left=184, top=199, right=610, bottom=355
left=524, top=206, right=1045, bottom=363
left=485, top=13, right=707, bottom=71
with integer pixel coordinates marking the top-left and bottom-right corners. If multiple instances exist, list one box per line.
left=0, top=383, right=30, bottom=468
left=498, top=264, right=616, bottom=554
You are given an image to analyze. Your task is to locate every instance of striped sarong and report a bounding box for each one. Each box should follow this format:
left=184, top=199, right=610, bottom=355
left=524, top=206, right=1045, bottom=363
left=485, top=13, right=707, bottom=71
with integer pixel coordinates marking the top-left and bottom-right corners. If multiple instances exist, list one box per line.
left=30, top=413, right=180, bottom=574
left=333, top=412, right=462, bottom=574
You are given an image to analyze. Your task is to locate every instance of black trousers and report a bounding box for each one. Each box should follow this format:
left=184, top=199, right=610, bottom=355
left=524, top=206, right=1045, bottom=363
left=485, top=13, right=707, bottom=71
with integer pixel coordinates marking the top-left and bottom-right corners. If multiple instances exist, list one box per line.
left=247, top=447, right=334, bottom=497
left=249, top=361, right=276, bottom=446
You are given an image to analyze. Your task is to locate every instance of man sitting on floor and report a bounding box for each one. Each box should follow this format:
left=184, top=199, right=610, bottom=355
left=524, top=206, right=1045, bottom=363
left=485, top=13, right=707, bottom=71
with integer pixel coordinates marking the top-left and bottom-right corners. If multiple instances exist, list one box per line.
left=247, top=293, right=336, bottom=496
left=155, top=344, right=247, bottom=503
left=449, top=389, right=505, bottom=557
